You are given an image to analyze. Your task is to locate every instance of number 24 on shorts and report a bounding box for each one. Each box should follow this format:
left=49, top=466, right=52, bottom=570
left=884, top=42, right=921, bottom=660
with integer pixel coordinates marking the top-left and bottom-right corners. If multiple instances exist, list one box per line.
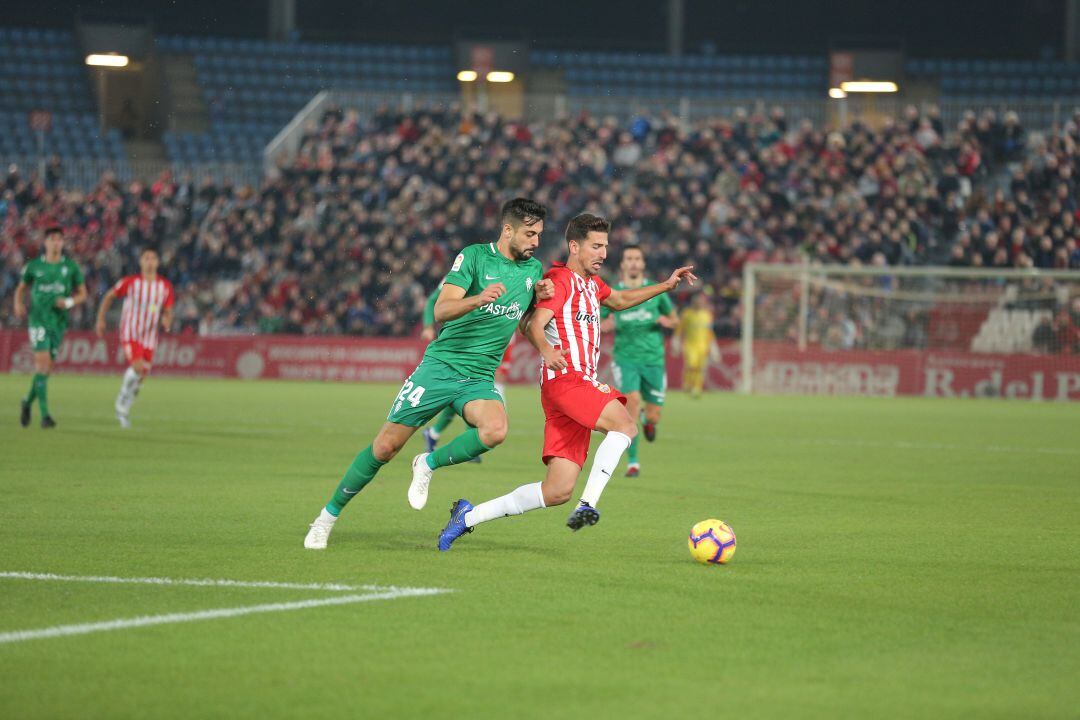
left=395, top=380, right=426, bottom=411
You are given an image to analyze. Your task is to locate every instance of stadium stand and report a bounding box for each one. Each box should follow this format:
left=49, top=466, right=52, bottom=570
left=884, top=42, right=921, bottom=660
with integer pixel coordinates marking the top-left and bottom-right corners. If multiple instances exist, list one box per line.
left=3, top=103, right=1079, bottom=343
left=155, top=35, right=456, bottom=163
left=0, top=27, right=126, bottom=164
left=533, top=49, right=828, bottom=100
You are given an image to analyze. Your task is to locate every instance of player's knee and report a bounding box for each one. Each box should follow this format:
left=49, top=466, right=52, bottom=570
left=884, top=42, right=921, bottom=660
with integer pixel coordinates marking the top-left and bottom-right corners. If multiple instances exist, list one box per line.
left=371, top=435, right=403, bottom=462
left=543, top=485, right=573, bottom=506
left=619, top=421, right=638, bottom=439
left=478, top=420, right=508, bottom=448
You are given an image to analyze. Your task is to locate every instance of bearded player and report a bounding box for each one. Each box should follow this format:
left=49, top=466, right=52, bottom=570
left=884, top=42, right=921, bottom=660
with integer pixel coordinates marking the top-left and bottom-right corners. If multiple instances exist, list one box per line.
left=95, top=247, right=175, bottom=428
left=303, top=198, right=555, bottom=549
left=436, top=213, right=695, bottom=551
left=599, top=244, right=679, bottom=477
left=15, top=225, right=87, bottom=429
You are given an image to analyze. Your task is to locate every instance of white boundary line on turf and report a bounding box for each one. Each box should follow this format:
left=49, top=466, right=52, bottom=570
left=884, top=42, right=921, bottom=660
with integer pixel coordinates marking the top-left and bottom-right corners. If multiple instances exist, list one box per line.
left=0, top=589, right=445, bottom=645
left=0, top=571, right=386, bottom=593
left=0, top=571, right=452, bottom=646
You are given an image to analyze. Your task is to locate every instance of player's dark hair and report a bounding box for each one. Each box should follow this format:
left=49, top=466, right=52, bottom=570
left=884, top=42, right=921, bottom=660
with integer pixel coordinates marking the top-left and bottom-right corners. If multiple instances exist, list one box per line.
left=565, top=213, right=611, bottom=245
left=44, top=225, right=63, bottom=238
left=621, top=243, right=644, bottom=261
left=500, top=198, right=547, bottom=228
left=140, top=247, right=160, bottom=257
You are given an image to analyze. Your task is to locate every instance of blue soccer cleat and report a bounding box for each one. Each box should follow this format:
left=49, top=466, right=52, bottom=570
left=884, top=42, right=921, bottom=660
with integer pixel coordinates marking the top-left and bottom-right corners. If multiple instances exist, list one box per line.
left=438, top=499, right=474, bottom=551
left=423, top=428, right=438, bottom=453
left=566, top=502, right=600, bottom=531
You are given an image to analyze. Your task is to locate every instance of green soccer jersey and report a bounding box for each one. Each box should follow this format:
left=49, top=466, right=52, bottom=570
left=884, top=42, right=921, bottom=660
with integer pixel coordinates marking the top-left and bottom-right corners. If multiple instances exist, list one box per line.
left=21, top=256, right=85, bottom=331
left=423, top=242, right=543, bottom=380
left=601, top=279, right=673, bottom=365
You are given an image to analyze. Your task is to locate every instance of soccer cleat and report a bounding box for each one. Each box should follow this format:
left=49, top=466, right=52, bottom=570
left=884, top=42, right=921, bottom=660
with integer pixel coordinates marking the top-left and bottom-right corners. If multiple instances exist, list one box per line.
left=437, top=499, right=473, bottom=551
left=408, top=453, right=433, bottom=510
left=423, top=427, right=438, bottom=453
left=116, top=411, right=131, bottom=429
left=566, top=502, right=600, bottom=531
left=304, top=517, right=335, bottom=549
left=40, top=416, right=57, bottom=429
left=468, top=455, right=482, bottom=464
left=643, top=422, right=657, bottom=442
left=625, top=463, right=640, bottom=478
left=20, top=400, right=31, bottom=428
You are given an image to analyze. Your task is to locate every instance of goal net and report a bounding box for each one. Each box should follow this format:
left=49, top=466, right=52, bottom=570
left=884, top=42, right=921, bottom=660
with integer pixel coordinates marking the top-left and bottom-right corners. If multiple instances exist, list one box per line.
left=740, top=264, right=1080, bottom=401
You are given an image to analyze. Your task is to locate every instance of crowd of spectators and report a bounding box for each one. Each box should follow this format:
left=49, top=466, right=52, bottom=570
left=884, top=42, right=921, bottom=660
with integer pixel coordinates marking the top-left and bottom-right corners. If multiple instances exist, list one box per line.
left=2, top=101, right=1079, bottom=343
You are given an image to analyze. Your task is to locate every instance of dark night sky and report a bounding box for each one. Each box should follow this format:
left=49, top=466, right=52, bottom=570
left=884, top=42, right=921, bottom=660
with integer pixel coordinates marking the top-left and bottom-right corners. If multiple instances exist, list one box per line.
left=2, top=0, right=1067, bottom=58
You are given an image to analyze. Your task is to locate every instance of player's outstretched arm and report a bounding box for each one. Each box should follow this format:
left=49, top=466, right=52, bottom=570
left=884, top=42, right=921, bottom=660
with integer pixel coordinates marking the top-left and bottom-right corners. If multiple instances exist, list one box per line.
left=602, top=266, right=697, bottom=311
left=95, top=288, right=117, bottom=337
left=434, top=281, right=506, bottom=323
left=524, top=307, right=568, bottom=371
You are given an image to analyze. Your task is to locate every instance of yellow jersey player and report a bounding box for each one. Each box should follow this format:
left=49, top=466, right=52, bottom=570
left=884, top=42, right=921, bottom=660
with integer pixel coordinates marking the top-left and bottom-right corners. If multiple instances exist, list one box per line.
left=675, top=292, right=715, bottom=398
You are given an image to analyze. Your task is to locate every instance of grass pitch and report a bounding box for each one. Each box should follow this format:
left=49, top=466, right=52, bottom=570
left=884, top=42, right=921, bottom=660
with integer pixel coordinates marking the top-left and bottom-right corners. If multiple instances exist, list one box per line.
left=1, top=374, right=1078, bottom=719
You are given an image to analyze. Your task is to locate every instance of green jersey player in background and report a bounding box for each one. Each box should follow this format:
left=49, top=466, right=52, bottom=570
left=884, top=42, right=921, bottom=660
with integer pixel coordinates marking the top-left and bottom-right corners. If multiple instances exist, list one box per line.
left=304, top=198, right=554, bottom=549
left=14, top=225, right=87, bottom=429
left=599, top=244, right=678, bottom=476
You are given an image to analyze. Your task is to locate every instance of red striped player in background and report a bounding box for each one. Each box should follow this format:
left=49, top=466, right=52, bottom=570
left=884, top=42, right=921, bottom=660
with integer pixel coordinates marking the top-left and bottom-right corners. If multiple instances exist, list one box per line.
left=95, top=248, right=175, bottom=428
left=437, top=213, right=695, bottom=550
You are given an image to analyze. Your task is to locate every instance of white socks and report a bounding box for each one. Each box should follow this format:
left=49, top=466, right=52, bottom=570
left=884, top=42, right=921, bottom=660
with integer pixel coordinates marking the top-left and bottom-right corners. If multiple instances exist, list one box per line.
left=316, top=508, right=338, bottom=525
left=579, top=431, right=632, bottom=507
left=115, top=367, right=142, bottom=414
left=461, top=431, right=631, bottom=529
left=464, top=482, right=545, bottom=528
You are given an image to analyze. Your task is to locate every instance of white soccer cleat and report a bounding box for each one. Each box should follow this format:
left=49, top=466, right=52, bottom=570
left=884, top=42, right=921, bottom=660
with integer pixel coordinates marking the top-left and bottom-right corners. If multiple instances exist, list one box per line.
left=408, top=453, right=433, bottom=510
left=116, top=411, right=131, bottom=429
left=304, top=518, right=335, bottom=549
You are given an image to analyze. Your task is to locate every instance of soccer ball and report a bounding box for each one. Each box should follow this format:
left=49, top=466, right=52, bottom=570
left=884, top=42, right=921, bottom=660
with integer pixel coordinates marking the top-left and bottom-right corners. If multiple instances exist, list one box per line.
left=688, top=519, right=736, bottom=565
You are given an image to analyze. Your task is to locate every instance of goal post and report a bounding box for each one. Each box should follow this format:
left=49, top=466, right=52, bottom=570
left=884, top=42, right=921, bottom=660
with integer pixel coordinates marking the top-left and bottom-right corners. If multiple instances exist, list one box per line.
left=740, top=263, right=1080, bottom=401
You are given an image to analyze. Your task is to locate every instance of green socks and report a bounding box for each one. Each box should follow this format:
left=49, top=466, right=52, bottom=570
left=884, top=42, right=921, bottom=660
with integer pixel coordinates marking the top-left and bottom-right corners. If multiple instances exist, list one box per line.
left=427, top=427, right=491, bottom=469
left=432, top=407, right=456, bottom=434
left=27, top=374, right=49, bottom=417
left=627, top=432, right=640, bottom=465
left=325, top=445, right=386, bottom=516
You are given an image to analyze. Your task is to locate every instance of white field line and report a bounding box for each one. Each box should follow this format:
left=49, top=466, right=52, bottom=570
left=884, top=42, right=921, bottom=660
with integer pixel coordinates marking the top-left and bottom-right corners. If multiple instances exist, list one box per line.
left=0, top=589, right=446, bottom=645
left=0, top=571, right=386, bottom=593
left=0, top=572, right=452, bottom=646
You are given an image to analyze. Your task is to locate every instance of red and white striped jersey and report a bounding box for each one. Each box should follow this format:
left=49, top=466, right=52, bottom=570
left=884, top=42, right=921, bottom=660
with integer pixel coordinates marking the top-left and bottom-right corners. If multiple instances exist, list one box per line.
left=535, top=263, right=611, bottom=384
left=113, top=275, right=175, bottom=349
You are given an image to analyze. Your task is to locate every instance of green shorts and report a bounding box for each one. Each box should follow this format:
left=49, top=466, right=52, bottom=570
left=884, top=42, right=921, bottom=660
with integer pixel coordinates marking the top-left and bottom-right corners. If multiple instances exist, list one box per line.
left=386, top=357, right=504, bottom=427
left=610, top=360, right=667, bottom=406
left=28, top=324, right=64, bottom=360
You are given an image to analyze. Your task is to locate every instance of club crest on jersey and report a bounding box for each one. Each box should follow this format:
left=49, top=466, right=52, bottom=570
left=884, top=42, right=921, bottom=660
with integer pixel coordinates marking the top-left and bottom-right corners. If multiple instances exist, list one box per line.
left=526, top=277, right=533, bottom=291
